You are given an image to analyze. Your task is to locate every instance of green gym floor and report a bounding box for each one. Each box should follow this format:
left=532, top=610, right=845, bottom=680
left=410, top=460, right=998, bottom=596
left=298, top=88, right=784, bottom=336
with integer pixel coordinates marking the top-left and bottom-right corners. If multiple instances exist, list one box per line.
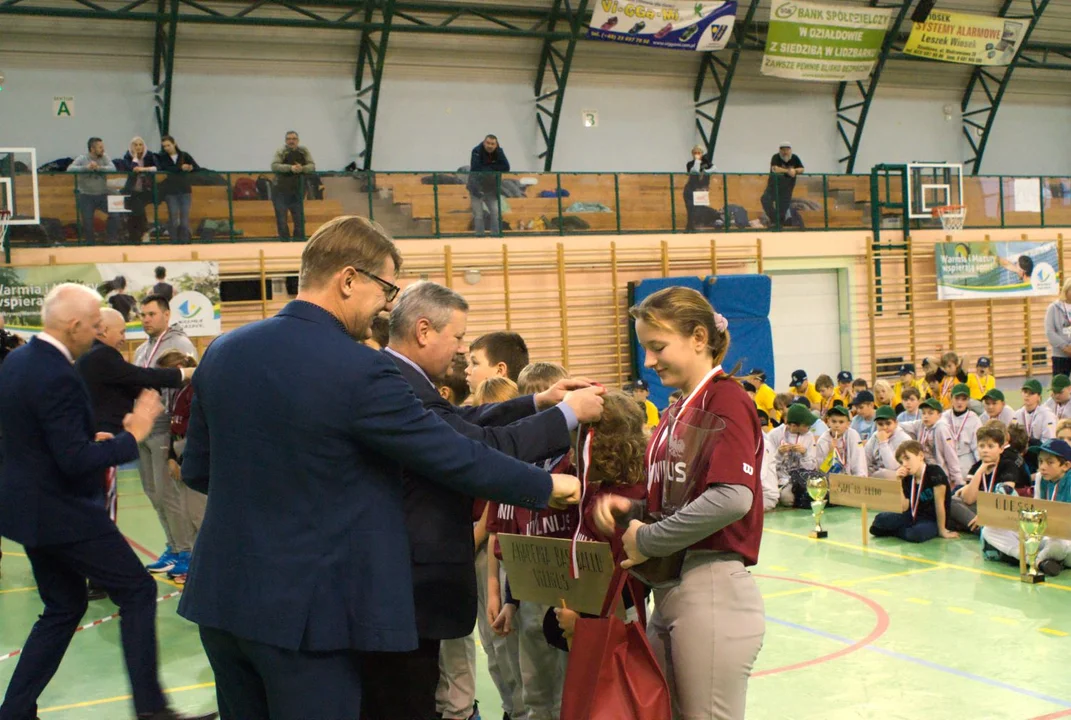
left=1, top=471, right=1068, bottom=720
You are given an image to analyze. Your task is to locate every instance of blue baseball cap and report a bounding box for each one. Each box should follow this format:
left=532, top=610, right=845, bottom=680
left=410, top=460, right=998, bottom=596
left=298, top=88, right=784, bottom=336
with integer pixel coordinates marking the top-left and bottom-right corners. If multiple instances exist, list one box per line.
left=1039, top=438, right=1071, bottom=462
left=899, top=363, right=916, bottom=376
left=837, top=371, right=853, bottom=383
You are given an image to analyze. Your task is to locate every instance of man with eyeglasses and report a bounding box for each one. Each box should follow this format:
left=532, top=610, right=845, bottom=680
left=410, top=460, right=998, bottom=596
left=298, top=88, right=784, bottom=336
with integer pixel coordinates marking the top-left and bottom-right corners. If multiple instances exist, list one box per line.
left=132, top=294, right=200, bottom=582
left=177, top=215, right=582, bottom=719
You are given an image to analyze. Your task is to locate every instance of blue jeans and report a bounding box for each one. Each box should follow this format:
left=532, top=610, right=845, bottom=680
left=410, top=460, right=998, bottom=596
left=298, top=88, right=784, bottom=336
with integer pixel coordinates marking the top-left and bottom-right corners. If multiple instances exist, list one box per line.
left=76, top=194, right=121, bottom=244
left=870, top=510, right=938, bottom=543
left=273, top=192, right=305, bottom=240
left=470, top=194, right=500, bottom=236
left=165, top=193, right=192, bottom=243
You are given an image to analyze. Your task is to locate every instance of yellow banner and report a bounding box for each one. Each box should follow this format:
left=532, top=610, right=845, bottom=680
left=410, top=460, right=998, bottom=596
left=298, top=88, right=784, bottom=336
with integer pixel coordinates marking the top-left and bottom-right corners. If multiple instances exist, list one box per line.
left=904, top=9, right=1025, bottom=66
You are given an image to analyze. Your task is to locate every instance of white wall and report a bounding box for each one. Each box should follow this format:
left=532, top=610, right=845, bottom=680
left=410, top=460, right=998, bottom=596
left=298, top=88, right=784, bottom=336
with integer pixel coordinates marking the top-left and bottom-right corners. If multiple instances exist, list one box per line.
left=1, top=56, right=1069, bottom=176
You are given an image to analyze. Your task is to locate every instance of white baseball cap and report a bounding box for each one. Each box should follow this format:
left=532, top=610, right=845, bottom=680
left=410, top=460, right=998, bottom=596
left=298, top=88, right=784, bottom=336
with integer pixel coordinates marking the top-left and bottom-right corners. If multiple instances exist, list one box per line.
left=780, top=141, right=792, bottom=148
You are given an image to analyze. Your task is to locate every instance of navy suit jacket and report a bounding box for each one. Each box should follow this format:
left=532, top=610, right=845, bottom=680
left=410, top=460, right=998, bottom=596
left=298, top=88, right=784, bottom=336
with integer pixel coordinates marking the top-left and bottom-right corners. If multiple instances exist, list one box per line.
left=77, top=340, right=183, bottom=435
left=387, top=349, right=572, bottom=639
left=178, top=301, right=554, bottom=653
left=0, top=338, right=140, bottom=547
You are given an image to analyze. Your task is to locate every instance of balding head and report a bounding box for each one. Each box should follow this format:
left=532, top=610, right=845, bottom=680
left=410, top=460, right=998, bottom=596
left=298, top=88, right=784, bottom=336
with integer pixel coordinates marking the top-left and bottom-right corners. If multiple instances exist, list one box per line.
left=41, top=283, right=104, bottom=358
left=98, top=307, right=128, bottom=350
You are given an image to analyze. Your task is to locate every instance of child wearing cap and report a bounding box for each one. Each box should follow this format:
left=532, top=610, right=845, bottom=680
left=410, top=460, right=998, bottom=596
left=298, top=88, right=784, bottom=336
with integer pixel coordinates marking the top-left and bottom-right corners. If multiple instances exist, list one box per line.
left=943, top=383, right=981, bottom=480
left=950, top=421, right=1030, bottom=533
left=897, top=387, right=922, bottom=423
left=790, top=369, right=822, bottom=408
left=982, top=388, right=1015, bottom=426
left=849, top=391, right=877, bottom=442
left=967, top=357, right=995, bottom=401
left=900, top=398, right=964, bottom=489
left=814, top=374, right=840, bottom=416
left=749, top=368, right=777, bottom=418
left=835, top=371, right=854, bottom=406
left=817, top=405, right=867, bottom=477
left=1043, top=374, right=1071, bottom=421
left=1013, top=379, right=1057, bottom=445
left=981, top=438, right=1071, bottom=576
left=767, top=403, right=819, bottom=507
left=869, top=440, right=958, bottom=543
left=865, top=406, right=911, bottom=478
left=892, top=364, right=923, bottom=408
left=627, top=379, right=660, bottom=428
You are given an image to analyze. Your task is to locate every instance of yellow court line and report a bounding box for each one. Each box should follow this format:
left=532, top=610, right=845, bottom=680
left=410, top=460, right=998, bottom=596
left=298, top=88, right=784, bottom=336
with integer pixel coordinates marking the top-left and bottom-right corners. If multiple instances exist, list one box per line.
left=991, top=616, right=1019, bottom=625
left=1038, top=627, right=1068, bottom=637
left=763, top=527, right=1071, bottom=593
left=39, top=682, right=216, bottom=714
left=906, top=597, right=932, bottom=605
left=762, top=586, right=819, bottom=600
left=0, top=585, right=37, bottom=595
left=3, top=551, right=27, bottom=557
left=947, top=606, right=975, bottom=615
left=832, top=565, right=947, bottom=587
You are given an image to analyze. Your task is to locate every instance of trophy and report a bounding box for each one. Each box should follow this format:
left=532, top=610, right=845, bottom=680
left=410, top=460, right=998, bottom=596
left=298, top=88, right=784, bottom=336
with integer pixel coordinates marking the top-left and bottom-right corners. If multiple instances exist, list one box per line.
left=1019, top=508, right=1048, bottom=584
left=807, top=475, right=829, bottom=539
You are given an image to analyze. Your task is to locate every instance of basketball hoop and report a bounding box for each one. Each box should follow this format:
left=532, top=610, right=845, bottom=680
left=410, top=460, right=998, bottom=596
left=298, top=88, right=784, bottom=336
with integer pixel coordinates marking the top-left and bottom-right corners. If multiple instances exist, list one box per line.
left=931, top=204, right=966, bottom=232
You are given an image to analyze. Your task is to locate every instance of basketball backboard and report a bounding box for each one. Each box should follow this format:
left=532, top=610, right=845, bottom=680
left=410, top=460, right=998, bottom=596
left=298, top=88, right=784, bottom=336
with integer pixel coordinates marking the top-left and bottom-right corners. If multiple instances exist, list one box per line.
left=0, top=148, right=40, bottom=225
left=908, top=162, right=963, bottom=220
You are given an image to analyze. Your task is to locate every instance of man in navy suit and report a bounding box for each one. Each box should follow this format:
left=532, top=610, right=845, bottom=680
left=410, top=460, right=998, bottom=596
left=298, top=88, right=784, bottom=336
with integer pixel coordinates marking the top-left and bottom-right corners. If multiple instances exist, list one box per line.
left=0, top=284, right=216, bottom=720
left=359, top=281, right=604, bottom=719
left=179, top=216, right=582, bottom=720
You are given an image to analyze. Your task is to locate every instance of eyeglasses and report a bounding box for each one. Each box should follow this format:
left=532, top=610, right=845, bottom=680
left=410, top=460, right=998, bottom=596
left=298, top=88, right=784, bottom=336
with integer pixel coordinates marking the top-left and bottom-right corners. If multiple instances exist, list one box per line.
left=356, top=268, right=400, bottom=302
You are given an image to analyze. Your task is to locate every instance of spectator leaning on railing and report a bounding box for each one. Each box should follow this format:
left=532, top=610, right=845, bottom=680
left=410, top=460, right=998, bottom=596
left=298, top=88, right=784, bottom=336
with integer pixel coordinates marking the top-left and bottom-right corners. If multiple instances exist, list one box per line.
left=271, top=130, right=316, bottom=240
left=67, top=137, right=121, bottom=244
left=467, top=134, right=510, bottom=237
left=761, top=141, right=804, bottom=229
left=117, top=136, right=158, bottom=244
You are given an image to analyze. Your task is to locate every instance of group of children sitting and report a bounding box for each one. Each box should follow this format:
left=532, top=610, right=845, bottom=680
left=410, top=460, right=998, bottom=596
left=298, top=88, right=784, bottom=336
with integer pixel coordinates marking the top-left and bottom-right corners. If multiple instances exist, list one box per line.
left=746, top=351, right=1071, bottom=578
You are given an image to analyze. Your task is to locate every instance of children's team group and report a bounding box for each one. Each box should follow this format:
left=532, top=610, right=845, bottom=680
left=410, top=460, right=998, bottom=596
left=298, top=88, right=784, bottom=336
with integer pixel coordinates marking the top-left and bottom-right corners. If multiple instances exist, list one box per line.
left=747, top=352, right=1071, bottom=574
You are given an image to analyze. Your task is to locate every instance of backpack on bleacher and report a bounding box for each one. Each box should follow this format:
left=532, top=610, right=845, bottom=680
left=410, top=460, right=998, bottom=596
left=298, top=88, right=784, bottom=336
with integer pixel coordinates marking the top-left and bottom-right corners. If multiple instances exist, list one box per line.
left=233, top=177, right=258, bottom=201
left=256, top=175, right=273, bottom=201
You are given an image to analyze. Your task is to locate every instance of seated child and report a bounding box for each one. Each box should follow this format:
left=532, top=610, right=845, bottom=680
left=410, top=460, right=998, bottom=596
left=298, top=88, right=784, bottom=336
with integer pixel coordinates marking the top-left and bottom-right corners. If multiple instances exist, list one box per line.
left=967, top=356, right=995, bottom=401
left=950, top=421, right=1030, bottom=533
left=835, top=371, right=854, bottom=406
left=892, top=363, right=921, bottom=408
left=934, top=351, right=968, bottom=408
left=869, top=440, right=958, bottom=543
left=981, top=438, right=1071, bottom=576
left=1015, top=379, right=1057, bottom=473
left=792, top=397, right=828, bottom=437
left=897, top=386, right=923, bottom=423
left=900, top=398, right=964, bottom=489
left=943, top=383, right=981, bottom=480
left=760, top=426, right=780, bottom=512
left=817, top=405, right=867, bottom=476
left=767, top=403, right=818, bottom=507
left=1058, top=418, right=1071, bottom=443
left=865, top=405, right=911, bottom=478
left=925, top=372, right=944, bottom=408
left=1043, top=374, right=1071, bottom=421
left=850, top=390, right=877, bottom=442
left=551, top=391, right=649, bottom=648
left=790, top=369, right=822, bottom=408
left=873, top=379, right=894, bottom=409
left=748, top=367, right=777, bottom=417
left=982, top=388, right=1015, bottom=426
left=771, top=392, right=795, bottom=426
left=815, top=373, right=840, bottom=415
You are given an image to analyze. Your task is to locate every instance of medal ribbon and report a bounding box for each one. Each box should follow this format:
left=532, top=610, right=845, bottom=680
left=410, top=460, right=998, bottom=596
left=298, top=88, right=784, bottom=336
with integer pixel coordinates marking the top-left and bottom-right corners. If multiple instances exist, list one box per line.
left=910, top=474, right=923, bottom=520
left=140, top=328, right=170, bottom=368
left=568, top=426, right=594, bottom=580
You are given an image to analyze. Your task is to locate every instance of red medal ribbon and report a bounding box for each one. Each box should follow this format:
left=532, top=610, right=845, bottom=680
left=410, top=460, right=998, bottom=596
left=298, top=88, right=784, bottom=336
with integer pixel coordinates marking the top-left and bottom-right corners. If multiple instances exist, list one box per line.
left=909, top=474, right=923, bottom=520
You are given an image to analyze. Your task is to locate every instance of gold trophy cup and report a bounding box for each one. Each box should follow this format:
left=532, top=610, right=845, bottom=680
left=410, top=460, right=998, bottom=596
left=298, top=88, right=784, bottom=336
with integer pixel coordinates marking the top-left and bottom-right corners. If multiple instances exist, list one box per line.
left=1019, top=509, right=1048, bottom=584
left=807, top=475, right=829, bottom=539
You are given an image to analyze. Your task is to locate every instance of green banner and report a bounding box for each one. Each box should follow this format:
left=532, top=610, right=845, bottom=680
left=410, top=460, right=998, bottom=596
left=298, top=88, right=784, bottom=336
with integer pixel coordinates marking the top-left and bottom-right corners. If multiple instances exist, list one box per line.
left=904, top=9, right=1025, bottom=66
left=0, top=262, right=221, bottom=338
left=762, top=0, right=892, bottom=82
left=935, top=241, right=1060, bottom=300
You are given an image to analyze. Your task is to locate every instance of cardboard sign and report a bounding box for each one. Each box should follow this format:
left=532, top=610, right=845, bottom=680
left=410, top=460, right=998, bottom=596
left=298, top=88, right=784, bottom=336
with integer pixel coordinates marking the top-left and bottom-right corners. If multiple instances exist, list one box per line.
left=692, top=191, right=710, bottom=207
left=976, top=492, right=1071, bottom=540
left=829, top=474, right=903, bottom=512
left=106, top=195, right=129, bottom=213
left=497, top=534, right=617, bottom=616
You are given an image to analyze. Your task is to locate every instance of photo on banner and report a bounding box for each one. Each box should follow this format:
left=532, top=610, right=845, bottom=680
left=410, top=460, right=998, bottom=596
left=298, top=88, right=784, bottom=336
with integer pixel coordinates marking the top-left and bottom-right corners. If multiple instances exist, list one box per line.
left=586, top=0, right=736, bottom=52
left=0, top=261, right=221, bottom=338
left=904, top=9, right=1025, bottom=65
left=761, top=0, right=892, bottom=82
left=934, top=241, right=1059, bottom=300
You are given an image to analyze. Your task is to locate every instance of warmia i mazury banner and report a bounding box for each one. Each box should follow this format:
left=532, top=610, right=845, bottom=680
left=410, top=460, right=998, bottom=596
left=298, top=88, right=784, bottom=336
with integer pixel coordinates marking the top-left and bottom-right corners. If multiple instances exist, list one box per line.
left=935, top=241, right=1060, bottom=301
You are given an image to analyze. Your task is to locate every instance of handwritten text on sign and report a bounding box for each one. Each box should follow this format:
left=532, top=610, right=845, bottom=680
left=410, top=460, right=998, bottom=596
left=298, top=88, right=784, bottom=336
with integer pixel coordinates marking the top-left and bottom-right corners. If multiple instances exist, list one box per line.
left=829, top=474, right=904, bottom=512
left=496, top=534, right=617, bottom=616
left=976, top=492, right=1071, bottom=539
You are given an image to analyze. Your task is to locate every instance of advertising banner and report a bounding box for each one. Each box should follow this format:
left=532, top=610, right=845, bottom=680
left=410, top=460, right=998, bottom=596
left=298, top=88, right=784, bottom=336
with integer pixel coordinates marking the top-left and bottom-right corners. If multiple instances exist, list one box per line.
left=935, top=241, right=1060, bottom=300
left=761, top=0, right=893, bottom=82
left=904, top=9, right=1025, bottom=66
left=587, top=0, right=736, bottom=52
left=0, top=261, right=221, bottom=338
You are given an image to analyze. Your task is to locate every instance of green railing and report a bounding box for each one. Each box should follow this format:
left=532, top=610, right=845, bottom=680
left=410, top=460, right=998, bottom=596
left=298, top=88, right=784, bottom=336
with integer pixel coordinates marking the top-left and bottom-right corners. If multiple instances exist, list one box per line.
left=6, top=168, right=1071, bottom=249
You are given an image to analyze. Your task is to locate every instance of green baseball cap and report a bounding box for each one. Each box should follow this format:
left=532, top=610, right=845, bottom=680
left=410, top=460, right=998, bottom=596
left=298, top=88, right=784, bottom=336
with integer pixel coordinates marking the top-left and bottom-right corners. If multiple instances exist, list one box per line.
left=1022, top=379, right=1043, bottom=395
left=951, top=383, right=971, bottom=398
left=921, top=398, right=943, bottom=412
left=1052, top=374, right=1071, bottom=392
left=826, top=405, right=850, bottom=419
left=785, top=403, right=816, bottom=427
left=874, top=405, right=897, bottom=421
left=983, top=388, right=1005, bottom=402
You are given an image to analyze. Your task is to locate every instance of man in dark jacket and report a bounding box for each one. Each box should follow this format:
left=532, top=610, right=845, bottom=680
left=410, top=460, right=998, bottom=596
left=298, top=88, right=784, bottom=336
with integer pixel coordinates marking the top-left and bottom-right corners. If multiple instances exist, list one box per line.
left=466, top=134, right=510, bottom=236
left=271, top=131, right=316, bottom=240
left=361, top=281, right=604, bottom=720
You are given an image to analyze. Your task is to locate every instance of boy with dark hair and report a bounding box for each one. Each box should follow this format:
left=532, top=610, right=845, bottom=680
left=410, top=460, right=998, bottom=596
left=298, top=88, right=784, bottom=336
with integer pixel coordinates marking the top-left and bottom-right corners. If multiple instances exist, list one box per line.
left=865, top=405, right=911, bottom=478
left=850, top=390, right=877, bottom=442
left=943, top=383, right=981, bottom=479
left=870, top=440, right=958, bottom=543
left=625, top=378, right=659, bottom=428
left=968, top=356, right=995, bottom=401
left=950, top=421, right=1030, bottom=533
left=817, top=405, right=866, bottom=476
left=748, top=368, right=777, bottom=417
left=892, top=363, right=921, bottom=408
left=814, top=374, right=839, bottom=415
left=835, top=370, right=854, bottom=406
left=983, top=388, right=1015, bottom=426
left=790, top=369, right=822, bottom=408
left=897, top=386, right=922, bottom=423
left=901, top=398, right=964, bottom=489
left=467, top=331, right=529, bottom=392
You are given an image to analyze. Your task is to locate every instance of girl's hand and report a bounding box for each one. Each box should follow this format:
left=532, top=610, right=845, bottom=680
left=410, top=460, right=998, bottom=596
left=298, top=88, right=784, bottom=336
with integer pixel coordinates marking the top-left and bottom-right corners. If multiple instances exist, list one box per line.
left=555, top=607, right=579, bottom=636
left=593, top=494, right=632, bottom=536
left=487, top=596, right=501, bottom=628
left=491, top=604, right=515, bottom=636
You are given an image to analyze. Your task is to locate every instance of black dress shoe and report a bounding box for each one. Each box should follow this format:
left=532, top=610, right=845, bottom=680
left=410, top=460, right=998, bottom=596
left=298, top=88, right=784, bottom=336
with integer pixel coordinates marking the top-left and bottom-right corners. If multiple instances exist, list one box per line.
left=138, top=710, right=218, bottom=720
left=87, top=583, right=108, bottom=601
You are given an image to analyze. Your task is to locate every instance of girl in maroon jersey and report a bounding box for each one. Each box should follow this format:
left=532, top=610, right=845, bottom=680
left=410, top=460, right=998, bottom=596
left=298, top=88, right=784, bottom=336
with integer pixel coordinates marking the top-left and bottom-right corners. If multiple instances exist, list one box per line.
left=594, top=287, right=765, bottom=720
